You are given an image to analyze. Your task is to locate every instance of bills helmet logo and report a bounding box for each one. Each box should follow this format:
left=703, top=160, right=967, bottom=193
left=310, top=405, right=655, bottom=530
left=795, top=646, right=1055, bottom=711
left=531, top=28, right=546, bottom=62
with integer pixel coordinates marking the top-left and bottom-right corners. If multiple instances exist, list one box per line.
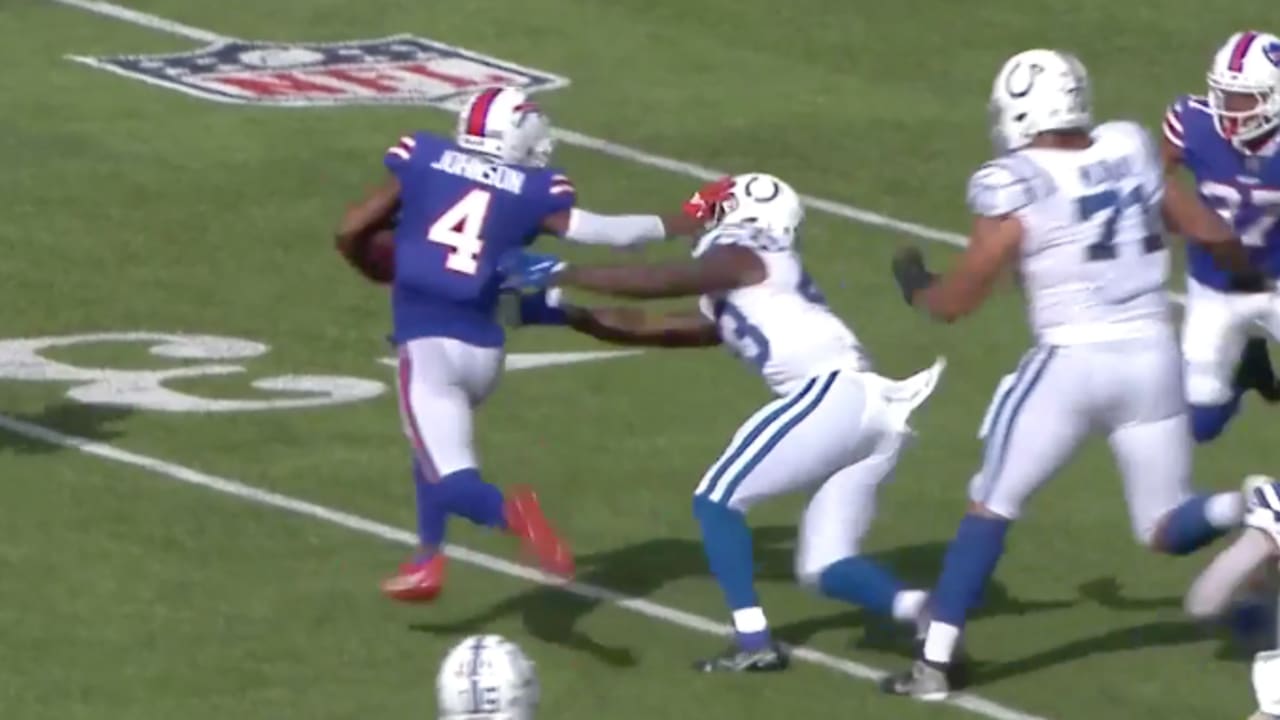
left=1266, top=41, right=1280, bottom=68
left=70, top=35, right=569, bottom=108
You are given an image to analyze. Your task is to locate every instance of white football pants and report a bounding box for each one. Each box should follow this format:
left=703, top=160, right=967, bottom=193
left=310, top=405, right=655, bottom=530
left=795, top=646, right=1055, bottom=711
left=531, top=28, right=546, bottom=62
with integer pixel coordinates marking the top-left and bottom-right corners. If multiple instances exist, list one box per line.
left=969, top=336, right=1192, bottom=546
left=396, top=336, right=504, bottom=480
left=693, top=359, right=945, bottom=582
left=1183, top=277, right=1280, bottom=405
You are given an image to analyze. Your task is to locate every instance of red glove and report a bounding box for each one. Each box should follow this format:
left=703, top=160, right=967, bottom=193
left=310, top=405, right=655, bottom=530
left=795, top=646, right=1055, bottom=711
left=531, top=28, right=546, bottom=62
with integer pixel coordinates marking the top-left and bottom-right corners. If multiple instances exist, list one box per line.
left=682, top=176, right=735, bottom=223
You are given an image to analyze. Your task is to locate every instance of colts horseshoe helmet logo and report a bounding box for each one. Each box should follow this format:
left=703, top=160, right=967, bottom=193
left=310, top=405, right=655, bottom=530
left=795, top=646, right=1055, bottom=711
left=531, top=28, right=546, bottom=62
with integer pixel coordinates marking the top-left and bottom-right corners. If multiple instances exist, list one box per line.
left=743, top=176, right=781, bottom=202
left=1005, top=62, right=1045, bottom=98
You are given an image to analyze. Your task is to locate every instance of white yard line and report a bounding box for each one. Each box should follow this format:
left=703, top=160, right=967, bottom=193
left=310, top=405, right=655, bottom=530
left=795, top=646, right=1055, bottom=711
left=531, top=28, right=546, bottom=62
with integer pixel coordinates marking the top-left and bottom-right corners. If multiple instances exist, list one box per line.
left=49, top=0, right=227, bottom=43
left=0, top=410, right=1042, bottom=720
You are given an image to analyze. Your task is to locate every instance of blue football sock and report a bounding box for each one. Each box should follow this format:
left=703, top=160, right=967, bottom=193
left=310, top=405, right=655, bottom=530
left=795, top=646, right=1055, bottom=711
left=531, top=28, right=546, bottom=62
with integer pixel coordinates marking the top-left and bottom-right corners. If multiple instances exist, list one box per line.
left=931, top=514, right=1011, bottom=627
left=412, top=460, right=447, bottom=550
left=817, top=556, right=904, bottom=618
left=437, top=468, right=507, bottom=530
left=1159, top=495, right=1229, bottom=555
left=692, top=497, right=762, bottom=612
left=1190, top=396, right=1241, bottom=444
left=518, top=290, right=568, bottom=326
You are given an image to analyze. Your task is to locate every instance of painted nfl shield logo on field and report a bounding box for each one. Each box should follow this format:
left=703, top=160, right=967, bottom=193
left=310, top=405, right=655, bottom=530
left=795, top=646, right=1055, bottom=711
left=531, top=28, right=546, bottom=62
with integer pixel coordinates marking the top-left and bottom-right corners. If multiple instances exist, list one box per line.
left=70, top=35, right=569, bottom=108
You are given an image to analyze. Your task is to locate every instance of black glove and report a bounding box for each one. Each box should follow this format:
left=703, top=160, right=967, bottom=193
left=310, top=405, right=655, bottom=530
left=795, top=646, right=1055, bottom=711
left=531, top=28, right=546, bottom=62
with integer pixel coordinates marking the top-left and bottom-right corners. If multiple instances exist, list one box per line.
left=891, top=247, right=937, bottom=306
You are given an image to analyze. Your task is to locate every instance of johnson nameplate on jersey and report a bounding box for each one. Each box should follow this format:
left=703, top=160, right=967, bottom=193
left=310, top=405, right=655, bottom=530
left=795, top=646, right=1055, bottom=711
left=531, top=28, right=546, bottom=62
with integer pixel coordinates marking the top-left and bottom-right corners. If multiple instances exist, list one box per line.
left=70, top=35, right=570, bottom=108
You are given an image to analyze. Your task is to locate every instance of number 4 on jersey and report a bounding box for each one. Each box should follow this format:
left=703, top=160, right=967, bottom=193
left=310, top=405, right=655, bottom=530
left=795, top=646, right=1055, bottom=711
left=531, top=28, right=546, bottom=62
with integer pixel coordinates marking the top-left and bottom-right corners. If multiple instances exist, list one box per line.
left=428, top=189, right=491, bottom=274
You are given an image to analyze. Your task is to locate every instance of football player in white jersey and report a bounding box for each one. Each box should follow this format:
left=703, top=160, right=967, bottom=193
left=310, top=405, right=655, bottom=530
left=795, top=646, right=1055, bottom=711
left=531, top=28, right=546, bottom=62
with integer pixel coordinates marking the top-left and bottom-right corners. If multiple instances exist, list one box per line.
left=1184, top=476, right=1280, bottom=720
left=501, top=173, right=946, bottom=672
left=881, top=49, right=1251, bottom=701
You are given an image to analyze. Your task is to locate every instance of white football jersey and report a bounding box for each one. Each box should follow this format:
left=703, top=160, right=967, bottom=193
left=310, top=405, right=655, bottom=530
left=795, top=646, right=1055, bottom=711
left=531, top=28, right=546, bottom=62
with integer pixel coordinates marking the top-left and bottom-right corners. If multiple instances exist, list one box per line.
left=694, top=224, right=869, bottom=395
left=968, top=120, right=1174, bottom=345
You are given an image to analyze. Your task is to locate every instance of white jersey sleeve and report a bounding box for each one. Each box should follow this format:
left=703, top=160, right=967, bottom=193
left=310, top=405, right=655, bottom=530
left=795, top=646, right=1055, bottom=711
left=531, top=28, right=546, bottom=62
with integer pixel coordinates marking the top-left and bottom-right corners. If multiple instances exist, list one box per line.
left=693, top=225, right=867, bottom=395
left=966, top=156, right=1055, bottom=218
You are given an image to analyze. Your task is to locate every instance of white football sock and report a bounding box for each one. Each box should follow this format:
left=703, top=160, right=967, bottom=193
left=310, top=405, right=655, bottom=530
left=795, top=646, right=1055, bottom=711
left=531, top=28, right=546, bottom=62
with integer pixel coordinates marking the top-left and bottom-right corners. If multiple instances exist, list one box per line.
left=892, top=589, right=928, bottom=622
left=922, top=622, right=961, bottom=665
left=732, top=607, right=769, bottom=634
left=1207, top=491, right=1245, bottom=529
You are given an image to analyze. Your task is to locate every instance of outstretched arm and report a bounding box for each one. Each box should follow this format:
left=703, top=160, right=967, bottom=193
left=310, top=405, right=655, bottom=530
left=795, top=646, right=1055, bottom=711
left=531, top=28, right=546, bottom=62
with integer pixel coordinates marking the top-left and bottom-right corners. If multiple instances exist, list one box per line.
left=540, top=176, right=731, bottom=247
left=893, top=214, right=1022, bottom=323
left=564, top=305, right=720, bottom=348
left=1184, top=528, right=1276, bottom=620
left=542, top=208, right=704, bottom=247
left=555, top=245, right=766, bottom=300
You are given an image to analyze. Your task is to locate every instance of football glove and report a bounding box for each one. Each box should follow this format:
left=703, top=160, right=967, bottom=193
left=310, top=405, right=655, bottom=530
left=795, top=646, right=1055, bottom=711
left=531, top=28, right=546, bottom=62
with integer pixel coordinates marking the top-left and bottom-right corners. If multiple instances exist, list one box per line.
left=498, top=288, right=568, bottom=328
left=891, top=246, right=936, bottom=306
left=498, top=250, right=566, bottom=291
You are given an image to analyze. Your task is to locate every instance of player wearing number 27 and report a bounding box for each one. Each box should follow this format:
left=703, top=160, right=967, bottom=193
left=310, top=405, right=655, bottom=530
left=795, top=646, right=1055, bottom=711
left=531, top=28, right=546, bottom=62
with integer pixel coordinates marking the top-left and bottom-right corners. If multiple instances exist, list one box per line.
left=334, top=86, right=705, bottom=602
left=1163, top=30, right=1280, bottom=443
left=502, top=173, right=946, bottom=672
left=882, top=49, right=1252, bottom=700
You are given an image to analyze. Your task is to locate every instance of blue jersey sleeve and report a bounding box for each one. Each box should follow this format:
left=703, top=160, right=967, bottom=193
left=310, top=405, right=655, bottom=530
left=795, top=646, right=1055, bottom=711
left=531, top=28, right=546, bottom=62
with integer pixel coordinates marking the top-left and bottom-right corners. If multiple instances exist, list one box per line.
left=543, top=168, right=577, bottom=215
left=383, top=132, right=429, bottom=175
left=1162, top=96, right=1190, bottom=151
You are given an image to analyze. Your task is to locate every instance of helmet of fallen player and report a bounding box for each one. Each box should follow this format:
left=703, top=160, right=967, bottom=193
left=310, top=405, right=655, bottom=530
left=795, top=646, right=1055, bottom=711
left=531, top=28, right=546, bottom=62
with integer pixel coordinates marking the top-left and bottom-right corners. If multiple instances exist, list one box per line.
left=987, top=49, right=1093, bottom=154
left=1206, top=31, right=1280, bottom=148
left=455, top=86, right=555, bottom=167
left=712, top=173, right=805, bottom=244
left=437, top=635, right=539, bottom=720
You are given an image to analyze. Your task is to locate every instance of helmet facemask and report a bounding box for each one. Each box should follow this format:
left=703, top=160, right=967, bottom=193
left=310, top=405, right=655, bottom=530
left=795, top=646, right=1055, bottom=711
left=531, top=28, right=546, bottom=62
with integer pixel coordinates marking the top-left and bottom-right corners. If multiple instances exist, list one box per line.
left=1207, top=79, right=1280, bottom=146
left=455, top=88, right=556, bottom=168
left=507, top=107, right=555, bottom=167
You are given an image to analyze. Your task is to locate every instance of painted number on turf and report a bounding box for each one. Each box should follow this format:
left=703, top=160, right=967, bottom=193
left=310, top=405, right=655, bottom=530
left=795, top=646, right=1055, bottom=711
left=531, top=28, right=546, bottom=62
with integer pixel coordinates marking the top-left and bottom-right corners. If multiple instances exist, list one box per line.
left=0, top=332, right=385, bottom=413
left=428, top=189, right=490, bottom=274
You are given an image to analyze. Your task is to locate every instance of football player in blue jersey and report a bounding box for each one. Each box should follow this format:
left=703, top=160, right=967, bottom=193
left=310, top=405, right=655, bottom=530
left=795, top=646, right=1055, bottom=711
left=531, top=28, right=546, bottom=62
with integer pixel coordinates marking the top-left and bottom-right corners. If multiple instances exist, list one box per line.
left=334, top=85, right=714, bottom=602
left=1163, top=31, right=1280, bottom=443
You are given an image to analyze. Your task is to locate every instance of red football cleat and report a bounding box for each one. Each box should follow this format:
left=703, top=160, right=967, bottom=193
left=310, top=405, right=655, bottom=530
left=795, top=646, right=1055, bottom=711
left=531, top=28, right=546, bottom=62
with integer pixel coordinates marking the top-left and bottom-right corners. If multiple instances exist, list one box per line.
left=381, top=553, right=446, bottom=603
left=504, top=485, right=575, bottom=578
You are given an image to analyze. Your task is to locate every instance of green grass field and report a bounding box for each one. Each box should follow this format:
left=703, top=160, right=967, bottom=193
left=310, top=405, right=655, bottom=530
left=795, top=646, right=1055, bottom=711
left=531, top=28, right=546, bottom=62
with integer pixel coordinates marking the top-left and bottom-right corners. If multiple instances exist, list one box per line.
left=5, top=1, right=1280, bottom=718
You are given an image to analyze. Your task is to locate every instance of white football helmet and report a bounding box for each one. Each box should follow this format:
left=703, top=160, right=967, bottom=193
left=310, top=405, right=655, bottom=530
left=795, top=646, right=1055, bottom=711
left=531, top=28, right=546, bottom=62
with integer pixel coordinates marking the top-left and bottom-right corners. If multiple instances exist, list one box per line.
left=713, top=173, right=805, bottom=244
left=456, top=87, right=555, bottom=167
left=988, top=49, right=1092, bottom=154
left=1207, top=31, right=1280, bottom=148
left=436, top=635, right=539, bottom=720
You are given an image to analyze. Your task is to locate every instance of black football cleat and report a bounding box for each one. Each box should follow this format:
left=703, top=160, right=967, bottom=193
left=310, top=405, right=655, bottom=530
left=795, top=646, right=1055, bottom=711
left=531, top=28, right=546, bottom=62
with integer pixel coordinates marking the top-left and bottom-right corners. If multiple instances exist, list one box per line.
left=880, top=659, right=950, bottom=701
left=1236, top=338, right=1280, bottom=403
left=692, top=643, right=789, bottom=673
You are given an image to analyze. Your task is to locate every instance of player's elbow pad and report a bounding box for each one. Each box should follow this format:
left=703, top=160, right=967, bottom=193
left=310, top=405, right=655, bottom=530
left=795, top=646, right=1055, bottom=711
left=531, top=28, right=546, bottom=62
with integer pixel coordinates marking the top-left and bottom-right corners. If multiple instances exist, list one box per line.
left=563, top=208, right=666, bottom=247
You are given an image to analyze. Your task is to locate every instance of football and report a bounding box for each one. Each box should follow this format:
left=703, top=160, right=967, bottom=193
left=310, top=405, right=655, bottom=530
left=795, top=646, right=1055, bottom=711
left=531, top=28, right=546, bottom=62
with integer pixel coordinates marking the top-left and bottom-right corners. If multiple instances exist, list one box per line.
left=361, top=226, right=395, bottom=284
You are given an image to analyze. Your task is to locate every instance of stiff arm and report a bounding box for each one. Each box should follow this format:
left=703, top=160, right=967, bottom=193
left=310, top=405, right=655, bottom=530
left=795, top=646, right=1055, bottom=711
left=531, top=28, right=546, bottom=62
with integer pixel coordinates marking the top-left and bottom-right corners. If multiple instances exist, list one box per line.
left=563, top=305, right=720, bottom=348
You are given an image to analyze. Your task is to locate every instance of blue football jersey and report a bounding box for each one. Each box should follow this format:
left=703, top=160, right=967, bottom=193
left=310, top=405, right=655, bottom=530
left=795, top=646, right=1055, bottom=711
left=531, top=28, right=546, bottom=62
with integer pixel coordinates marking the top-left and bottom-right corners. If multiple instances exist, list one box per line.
left=1165, top=95, right=1280, bottom=290
left=383, top=131, right=576, bottom=346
